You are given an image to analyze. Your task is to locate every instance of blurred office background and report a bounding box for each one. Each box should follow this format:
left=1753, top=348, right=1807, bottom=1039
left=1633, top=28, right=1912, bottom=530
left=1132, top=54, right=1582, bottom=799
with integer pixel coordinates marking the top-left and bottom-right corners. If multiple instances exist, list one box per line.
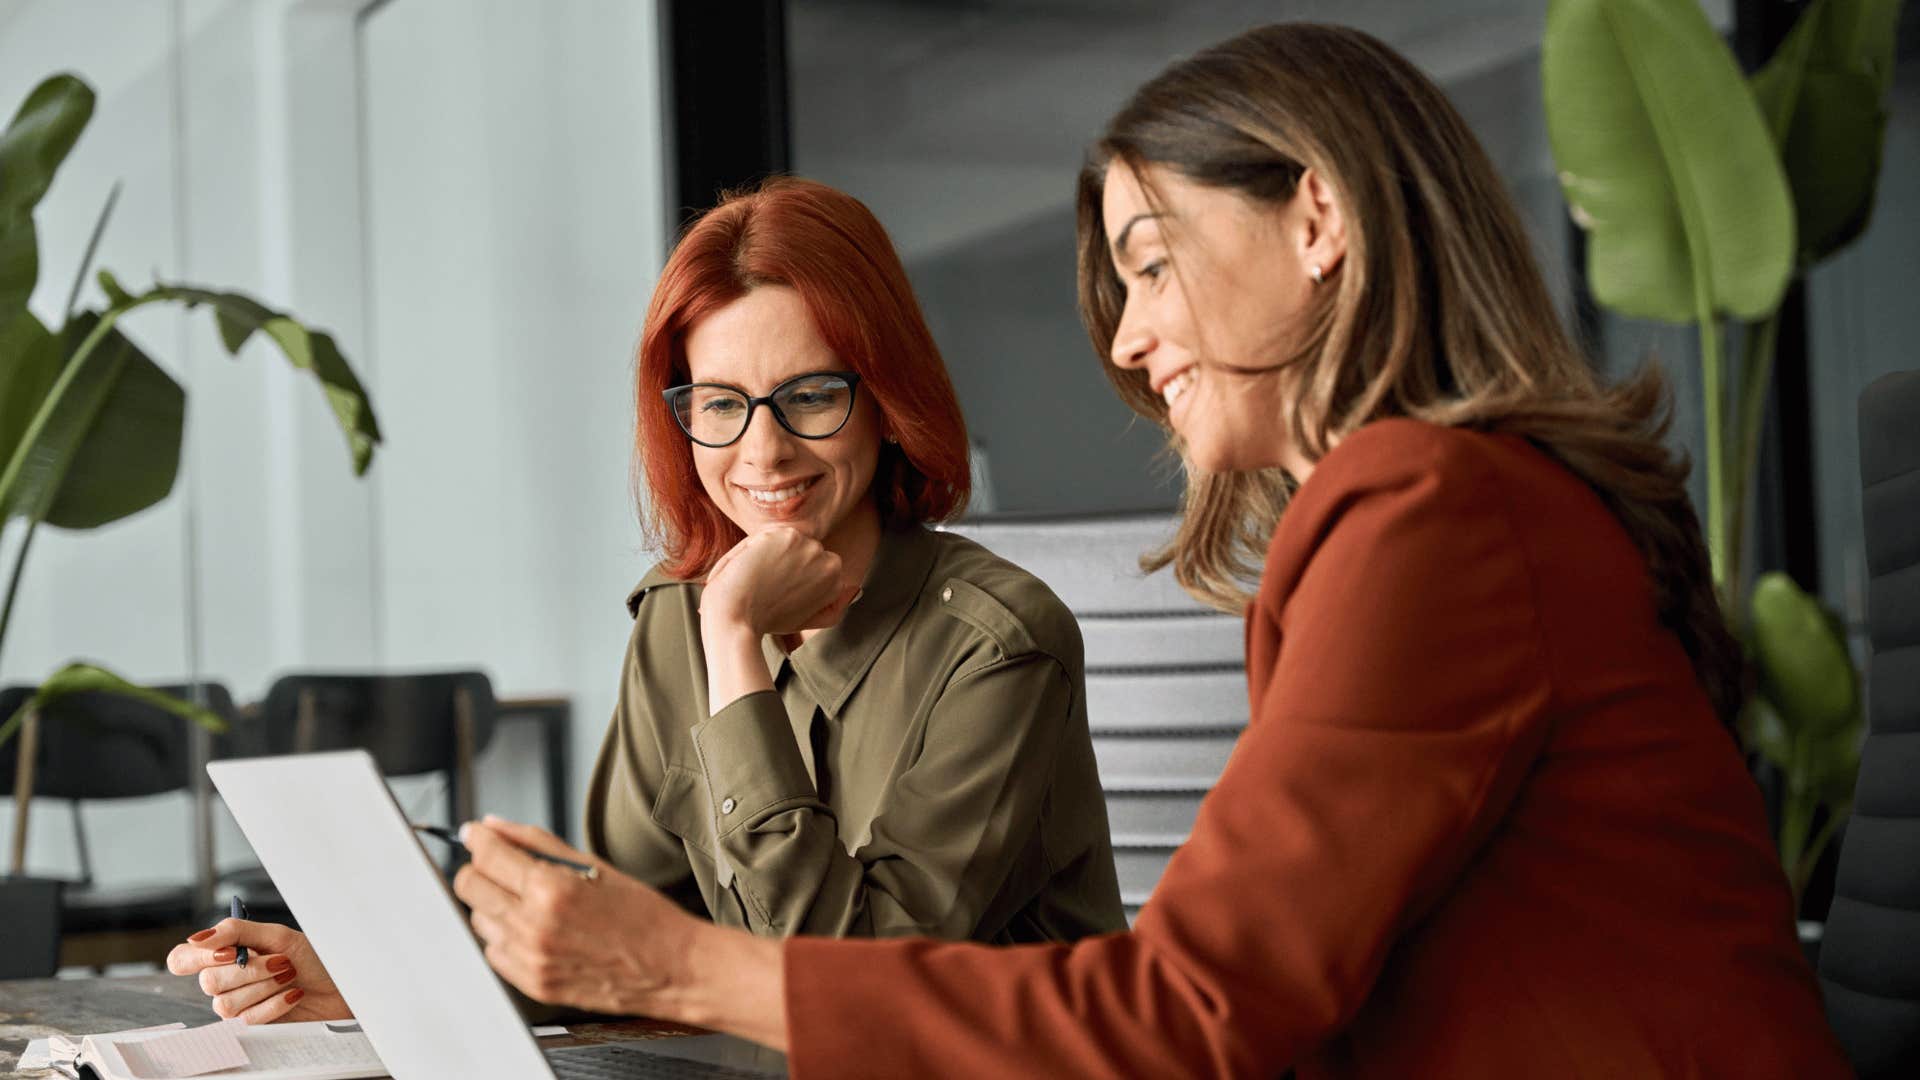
left=1, top=0, right=1915, bottom=947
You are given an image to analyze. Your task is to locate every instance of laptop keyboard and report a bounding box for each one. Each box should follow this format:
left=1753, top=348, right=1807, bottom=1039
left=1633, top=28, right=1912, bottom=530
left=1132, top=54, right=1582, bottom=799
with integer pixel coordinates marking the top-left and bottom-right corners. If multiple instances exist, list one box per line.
left=545, top=1042, right=776, bottom=1079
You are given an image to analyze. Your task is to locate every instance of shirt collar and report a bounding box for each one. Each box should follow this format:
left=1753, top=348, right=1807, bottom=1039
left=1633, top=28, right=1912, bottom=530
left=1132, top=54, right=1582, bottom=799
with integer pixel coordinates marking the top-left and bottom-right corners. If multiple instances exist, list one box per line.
left=782, top=524, right=941, bottom=720
left=626, top=527, right=942, bottom=720
left=626, top=563, right=691, bottom=617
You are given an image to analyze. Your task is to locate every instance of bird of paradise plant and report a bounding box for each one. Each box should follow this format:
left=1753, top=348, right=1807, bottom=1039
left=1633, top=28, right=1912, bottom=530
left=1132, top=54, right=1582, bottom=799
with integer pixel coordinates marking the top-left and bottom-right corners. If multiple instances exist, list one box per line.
left=0, top=72, right=380, bottom=752
left=1543, top=0, right=1904, bottom=904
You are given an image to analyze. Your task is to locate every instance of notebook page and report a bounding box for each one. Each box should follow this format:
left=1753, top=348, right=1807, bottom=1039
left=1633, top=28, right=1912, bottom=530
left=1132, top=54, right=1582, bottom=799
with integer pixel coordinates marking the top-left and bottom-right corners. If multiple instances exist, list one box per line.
left=233, top=1024, right=385, bottom=1072
left=114, top=1019, right=248, bottom=1078
left=88, top=1021, right=387, bottom=1080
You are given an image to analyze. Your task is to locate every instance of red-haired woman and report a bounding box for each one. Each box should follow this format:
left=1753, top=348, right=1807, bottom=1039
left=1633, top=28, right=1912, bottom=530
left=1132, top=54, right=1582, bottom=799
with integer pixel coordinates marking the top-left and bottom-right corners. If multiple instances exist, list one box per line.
left=169, top=178, right=1124, bottom=1025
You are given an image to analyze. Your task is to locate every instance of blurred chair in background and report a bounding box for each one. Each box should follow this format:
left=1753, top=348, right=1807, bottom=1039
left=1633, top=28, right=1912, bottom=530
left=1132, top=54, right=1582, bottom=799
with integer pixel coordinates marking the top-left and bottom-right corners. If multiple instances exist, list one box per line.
left=1, top=682, right=237, bottom=971
left=217, top=671, right=499, bottom=926
left=256, top=671, right=497, bottom=827
left=944, top=516, right=1246, bottom=924
left=1819, top=370, right=1920, bottom=1078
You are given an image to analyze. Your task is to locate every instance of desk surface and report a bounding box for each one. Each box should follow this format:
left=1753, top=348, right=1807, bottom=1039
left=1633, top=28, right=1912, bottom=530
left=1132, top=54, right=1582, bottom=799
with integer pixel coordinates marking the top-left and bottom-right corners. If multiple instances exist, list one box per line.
left=0, top=973, right=697, bottom=1077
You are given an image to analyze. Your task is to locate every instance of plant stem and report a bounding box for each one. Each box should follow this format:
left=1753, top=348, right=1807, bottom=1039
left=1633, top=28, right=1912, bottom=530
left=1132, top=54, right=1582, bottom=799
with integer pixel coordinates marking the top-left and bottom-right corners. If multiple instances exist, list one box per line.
left=1726, top=311, right=1782, bottom=615
left=1794, top=804, right=1850, bottom=910
left=0, top=517, right=38, bottom=674
left=1700, top=310, right=1728, bottom=591
left=1781, top=735, right=1815, bottom=908
left=63, top=182, right=121, bottom=325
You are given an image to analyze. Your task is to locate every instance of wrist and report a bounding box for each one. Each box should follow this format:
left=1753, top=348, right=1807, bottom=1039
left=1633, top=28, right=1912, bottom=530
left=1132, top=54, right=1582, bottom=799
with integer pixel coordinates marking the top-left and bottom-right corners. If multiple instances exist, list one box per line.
left=699, top=607, right=757, bottom=646
left=701, top=618, right=774, bottom=716
left=671, top=922, right=788, bottom=1051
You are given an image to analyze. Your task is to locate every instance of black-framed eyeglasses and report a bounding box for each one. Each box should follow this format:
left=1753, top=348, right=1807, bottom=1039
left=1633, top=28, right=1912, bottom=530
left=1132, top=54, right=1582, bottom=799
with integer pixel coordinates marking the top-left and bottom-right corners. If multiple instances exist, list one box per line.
left=663, top=370, right=863, bottom=448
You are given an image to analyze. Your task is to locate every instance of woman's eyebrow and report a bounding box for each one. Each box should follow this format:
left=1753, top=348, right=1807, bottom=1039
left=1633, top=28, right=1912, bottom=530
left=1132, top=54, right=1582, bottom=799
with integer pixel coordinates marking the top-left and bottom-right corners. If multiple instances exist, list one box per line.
left=1112, top=212, right=1166, bottom=257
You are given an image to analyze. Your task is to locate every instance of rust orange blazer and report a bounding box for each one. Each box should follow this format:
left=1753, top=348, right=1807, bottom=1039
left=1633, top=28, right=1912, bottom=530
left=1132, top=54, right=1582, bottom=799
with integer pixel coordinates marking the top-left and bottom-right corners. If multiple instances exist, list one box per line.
left=783, top=419, right=1848, bottom=1077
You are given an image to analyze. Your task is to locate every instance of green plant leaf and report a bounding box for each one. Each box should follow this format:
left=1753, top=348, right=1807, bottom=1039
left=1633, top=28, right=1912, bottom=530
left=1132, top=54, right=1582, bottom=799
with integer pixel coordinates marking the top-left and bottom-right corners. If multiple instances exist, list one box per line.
left=1809, top=716, right=1863, bottom=807
left=1543, top=0, right=1796, bottom=322
left=97, top=271, right=381, bottom=475
left=1750, top=571, right=1859, bottom=735
left=0, top=74, right=94, bottom=220
left=40, top=314, right=185, bottom=528
left=0, top=308, right=184, bottom=529
left=0, top=211, right=34, bottom=314
left=0, top=74, right=95, bottom=316
left=0, top=309, right=63, bottom=464
left=1751, top=0, right=1907, bottom=264
left=1742, top=694, right=1793, bottom=771
left=0, top=661, right=226, bottom=752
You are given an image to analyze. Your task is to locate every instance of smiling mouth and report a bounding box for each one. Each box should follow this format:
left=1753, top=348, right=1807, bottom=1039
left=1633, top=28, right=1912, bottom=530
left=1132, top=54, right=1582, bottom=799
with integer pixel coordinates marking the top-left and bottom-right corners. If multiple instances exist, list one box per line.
left=1161, top=368, right=1196, bottom=409
left=739, top=477, right=817, bottom=506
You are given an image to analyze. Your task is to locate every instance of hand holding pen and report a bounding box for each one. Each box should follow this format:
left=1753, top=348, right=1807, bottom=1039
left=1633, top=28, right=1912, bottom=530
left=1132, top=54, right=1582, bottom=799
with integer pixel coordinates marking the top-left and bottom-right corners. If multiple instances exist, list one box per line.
left=230, top=895, right=249, bottom=967
left=167, top=911, right=351, bottom=1024
left=413, top=822, right=599, bottom=880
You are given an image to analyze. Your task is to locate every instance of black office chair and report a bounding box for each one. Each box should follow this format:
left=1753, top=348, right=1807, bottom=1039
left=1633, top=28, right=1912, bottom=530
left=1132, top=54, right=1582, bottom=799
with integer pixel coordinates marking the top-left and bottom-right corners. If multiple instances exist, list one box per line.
left=0, top=682, right=238, bottom=970
left=256, top=671, right=498, bottom=824
left=219, top=671, right=499, bottom=918
left=1818, top=370, right=1920, bottom=1078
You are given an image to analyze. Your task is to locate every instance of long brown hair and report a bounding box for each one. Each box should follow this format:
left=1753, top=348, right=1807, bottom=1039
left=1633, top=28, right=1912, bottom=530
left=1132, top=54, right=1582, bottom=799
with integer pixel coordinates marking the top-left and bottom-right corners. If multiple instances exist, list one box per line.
left=1075, top=23, right=1743, bottom=723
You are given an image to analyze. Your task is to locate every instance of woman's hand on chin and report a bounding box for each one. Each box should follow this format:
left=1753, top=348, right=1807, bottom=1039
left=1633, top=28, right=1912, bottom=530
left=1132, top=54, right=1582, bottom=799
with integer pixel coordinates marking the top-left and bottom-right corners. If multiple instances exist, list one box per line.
left=700, top=527, right=860, bottom=637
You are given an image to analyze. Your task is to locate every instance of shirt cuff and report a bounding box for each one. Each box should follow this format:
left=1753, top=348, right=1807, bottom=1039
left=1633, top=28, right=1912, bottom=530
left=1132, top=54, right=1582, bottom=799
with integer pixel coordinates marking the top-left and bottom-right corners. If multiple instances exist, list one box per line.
left=689, top=689, right=814, bottom=840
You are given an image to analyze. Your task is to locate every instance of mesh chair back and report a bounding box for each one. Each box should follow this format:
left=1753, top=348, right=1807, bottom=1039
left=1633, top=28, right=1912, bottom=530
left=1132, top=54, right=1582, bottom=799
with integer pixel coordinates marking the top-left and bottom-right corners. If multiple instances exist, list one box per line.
left=1819, top=370, right=1920, bottom=1077
left=944, top=515, right=1245, bottom=923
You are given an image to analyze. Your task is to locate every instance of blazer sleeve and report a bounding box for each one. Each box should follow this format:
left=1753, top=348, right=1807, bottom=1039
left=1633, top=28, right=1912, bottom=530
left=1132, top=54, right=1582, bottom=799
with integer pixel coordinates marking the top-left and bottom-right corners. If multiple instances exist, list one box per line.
left=782, top=444, right=1558, bottom=1077
left=690, top=650, right=1073, bottom=939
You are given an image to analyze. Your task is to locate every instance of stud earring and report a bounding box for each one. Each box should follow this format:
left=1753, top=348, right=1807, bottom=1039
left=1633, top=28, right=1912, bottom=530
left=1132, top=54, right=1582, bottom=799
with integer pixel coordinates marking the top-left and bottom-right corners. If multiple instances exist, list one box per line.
left=1309, top=263, right=1325, bottom=284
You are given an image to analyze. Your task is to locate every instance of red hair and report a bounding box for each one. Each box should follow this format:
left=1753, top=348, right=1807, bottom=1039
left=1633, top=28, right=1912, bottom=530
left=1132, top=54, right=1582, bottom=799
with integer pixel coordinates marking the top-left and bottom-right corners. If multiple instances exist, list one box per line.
left=635, top=177, right=971, bottom=578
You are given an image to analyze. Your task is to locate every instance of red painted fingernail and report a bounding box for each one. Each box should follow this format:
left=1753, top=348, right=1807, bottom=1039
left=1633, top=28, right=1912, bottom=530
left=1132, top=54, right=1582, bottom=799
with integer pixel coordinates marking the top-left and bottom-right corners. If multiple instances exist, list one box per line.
left=265, top=955, right=291, bottom=973
left=211, top=947, right=236, bottom=963
left=274, top=969, right=298, bottom=985
left=189, top=929, right=217, bottom=943
left=285, top=988, right=305, bottom=1004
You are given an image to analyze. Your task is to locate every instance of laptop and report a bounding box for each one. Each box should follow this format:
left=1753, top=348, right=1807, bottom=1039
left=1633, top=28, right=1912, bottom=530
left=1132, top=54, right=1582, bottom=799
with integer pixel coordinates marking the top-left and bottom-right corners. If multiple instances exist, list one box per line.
left=208, top=751, right=786, bottom=1079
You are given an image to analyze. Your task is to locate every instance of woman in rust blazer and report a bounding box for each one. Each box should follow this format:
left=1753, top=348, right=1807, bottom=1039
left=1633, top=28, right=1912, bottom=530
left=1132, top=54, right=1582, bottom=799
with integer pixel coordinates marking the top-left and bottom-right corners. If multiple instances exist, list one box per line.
left=449, top=23, right=1849, bottom=1077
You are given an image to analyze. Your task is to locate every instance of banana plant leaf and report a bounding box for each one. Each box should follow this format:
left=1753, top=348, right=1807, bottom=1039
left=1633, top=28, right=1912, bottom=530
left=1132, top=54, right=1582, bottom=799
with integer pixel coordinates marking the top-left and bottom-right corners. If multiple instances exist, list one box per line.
left=0, top=310, right=63, bottom=463
left=1745, top=692, right=1861, bottom=807
left=1743, top=693, right=1793, bottom=771
left=100, top=271, right=381, bottom=475
left=1751, top=0, right=1907, bottom=264
left=0, top=74, right=94, bottom=314
left=1, top=274, right=381, bottom=541
left=0, top=309, right=183, bottom=528
left=0, top=661, right=227, bottom=751
left=1750, top=571, right=1859, bottom=736
left=1543, top=0, right=1796, bottom=323
left=41, top=315, right=186, bottom=528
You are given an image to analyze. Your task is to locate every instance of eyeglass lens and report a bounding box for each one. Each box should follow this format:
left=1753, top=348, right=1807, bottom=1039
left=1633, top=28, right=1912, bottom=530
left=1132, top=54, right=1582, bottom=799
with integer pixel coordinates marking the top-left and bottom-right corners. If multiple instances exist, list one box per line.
left=671, top=373, right=855, bottom=445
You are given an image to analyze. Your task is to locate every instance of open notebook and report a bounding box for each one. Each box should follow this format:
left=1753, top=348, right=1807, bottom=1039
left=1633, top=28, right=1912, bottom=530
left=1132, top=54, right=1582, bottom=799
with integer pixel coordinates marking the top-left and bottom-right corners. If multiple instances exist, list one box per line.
left=29, top=1018, right=384, bottom=1080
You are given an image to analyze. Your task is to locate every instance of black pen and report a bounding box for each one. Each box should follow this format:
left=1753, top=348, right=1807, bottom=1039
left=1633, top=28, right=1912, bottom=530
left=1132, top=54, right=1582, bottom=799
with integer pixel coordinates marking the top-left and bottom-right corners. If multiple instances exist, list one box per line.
left=412, top=823, right=599, bottom=880
left=230, top=895, right=250, bottom=967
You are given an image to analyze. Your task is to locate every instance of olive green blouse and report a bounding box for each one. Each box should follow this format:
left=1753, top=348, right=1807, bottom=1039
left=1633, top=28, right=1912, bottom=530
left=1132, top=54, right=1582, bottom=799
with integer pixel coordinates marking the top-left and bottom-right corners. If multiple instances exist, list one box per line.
left=583, top=524, right=1125, bottom=943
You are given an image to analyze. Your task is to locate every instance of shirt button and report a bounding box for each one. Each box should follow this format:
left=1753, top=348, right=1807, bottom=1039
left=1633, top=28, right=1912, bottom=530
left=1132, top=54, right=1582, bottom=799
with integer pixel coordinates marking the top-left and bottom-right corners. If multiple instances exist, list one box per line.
left=941, top=587, right=953, bottom=602
left=720, top=797, right=737, bottom=815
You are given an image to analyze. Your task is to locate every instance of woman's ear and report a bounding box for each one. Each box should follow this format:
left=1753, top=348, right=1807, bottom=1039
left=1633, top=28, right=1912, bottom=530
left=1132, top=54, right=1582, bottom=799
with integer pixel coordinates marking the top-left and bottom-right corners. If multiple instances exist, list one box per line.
left=1296, top=168, right=1347, bottom=279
